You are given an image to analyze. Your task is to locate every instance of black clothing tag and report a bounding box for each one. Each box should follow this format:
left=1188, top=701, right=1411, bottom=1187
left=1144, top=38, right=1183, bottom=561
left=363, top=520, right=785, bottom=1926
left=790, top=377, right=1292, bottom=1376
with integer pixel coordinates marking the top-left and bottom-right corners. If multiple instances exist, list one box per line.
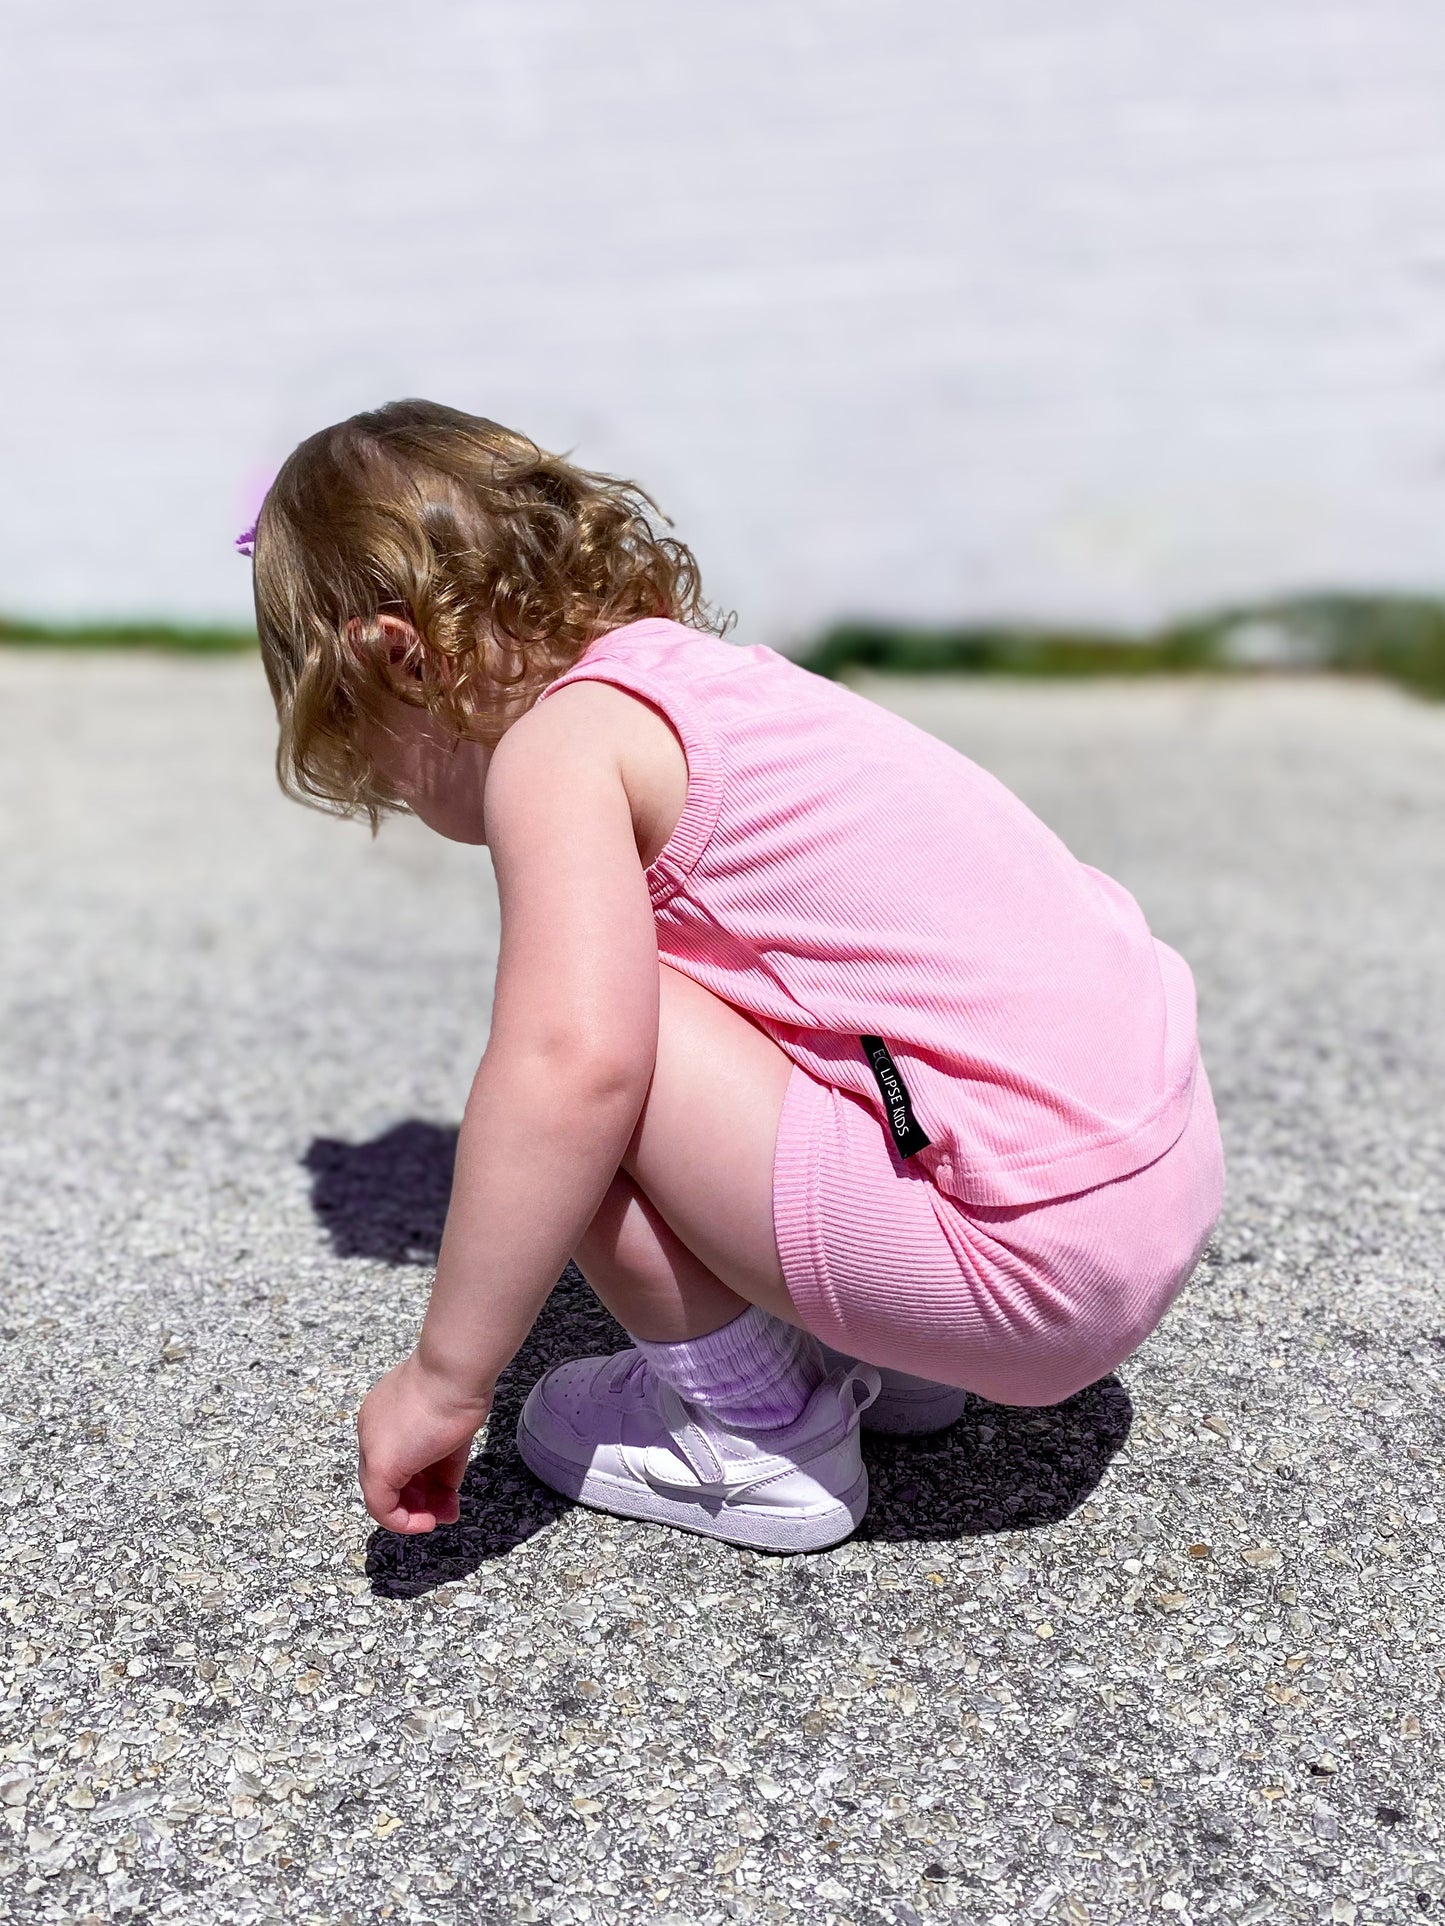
left=859, top=1035, right=933, bottom=1159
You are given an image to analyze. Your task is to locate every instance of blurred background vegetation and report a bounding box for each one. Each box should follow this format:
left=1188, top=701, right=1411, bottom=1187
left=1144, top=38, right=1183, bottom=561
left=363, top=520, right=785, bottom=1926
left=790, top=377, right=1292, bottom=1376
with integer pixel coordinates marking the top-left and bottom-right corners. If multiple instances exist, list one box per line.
left=7, top=591, right=1443, bottom=700
left=797, top=593, right=1445, bottom=699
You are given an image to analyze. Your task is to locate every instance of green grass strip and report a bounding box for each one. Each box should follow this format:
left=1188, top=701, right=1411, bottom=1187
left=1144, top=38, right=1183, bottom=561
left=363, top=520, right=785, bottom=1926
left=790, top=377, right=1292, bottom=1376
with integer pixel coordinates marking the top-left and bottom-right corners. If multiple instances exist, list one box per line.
left=4, top=589, right=1444, bottom=698
left=0, top=616, right=256, bottom=653
left=798, top=591, right=1445, bottom=700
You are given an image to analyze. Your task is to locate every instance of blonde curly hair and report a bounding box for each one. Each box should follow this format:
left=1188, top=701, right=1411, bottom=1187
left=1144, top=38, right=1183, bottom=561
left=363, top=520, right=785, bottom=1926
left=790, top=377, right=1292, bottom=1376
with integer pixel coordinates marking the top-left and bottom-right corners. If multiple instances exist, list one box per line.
left=250, top=398, right=724, bottom=831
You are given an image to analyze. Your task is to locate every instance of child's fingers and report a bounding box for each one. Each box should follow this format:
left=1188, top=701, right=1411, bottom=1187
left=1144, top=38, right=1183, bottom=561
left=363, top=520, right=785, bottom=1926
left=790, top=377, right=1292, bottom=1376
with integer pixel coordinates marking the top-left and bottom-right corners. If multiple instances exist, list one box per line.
left=409, top=1476, right=461, bottom=1528
left=408, top=1448, right=471, bottom=1527
left=358, top=1459, right=413, bottom=1532
left=359, top=1444, right=472, bottom=1535
left=371, top=1484, right=440, bottom=1534
left=357, top=1445, right=428, bottom=1531
left=392, top=1489, right=443, bottom=1533
left=434, top=1441, right=473, bottom=1497
left=426, top=1477, right=463, bottom=1527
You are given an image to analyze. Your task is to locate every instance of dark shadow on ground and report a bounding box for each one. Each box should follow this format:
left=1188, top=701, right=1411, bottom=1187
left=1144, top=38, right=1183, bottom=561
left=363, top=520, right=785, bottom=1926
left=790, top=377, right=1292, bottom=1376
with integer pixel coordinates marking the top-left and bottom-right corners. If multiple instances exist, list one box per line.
left=854, top=1374, right=1132, bottom=1541
left=361, top=1300, right=1133, bottom=1593
left=305, top=1121, right=1133, bottom=1595
left=304, top=1120, right=459, bottom=1265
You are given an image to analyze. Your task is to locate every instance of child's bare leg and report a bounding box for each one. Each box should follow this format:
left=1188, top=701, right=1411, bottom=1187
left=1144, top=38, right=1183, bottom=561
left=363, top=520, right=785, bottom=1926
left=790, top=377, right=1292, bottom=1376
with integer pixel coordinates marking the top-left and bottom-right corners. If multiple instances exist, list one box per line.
left=550, top=962, right=838, bottom=1437
left=572, top=962, right=801, bottom=1341
left=520, top=967, right=871, bottom=1544
left=573, top=1170, right=759, bottom=1342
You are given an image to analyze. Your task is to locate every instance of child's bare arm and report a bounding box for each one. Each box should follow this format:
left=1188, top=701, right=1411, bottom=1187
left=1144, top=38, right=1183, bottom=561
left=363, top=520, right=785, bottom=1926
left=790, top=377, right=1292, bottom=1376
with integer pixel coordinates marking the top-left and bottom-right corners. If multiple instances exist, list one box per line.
left=356, top=687, right=661, bottom=1530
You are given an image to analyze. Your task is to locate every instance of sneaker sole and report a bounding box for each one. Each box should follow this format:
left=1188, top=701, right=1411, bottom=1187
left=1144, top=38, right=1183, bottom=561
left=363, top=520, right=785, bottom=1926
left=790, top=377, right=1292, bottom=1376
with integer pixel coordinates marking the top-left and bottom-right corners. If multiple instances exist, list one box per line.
left=515, top=1417, right=869, bottom=1554
left=862, top=1384, right=970, bottom=1436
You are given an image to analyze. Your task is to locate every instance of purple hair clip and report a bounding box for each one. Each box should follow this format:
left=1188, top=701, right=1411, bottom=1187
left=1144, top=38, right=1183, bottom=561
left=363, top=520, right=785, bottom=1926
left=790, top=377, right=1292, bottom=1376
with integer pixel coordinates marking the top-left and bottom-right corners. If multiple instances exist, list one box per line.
left=235, top=523, right=257, bottom=558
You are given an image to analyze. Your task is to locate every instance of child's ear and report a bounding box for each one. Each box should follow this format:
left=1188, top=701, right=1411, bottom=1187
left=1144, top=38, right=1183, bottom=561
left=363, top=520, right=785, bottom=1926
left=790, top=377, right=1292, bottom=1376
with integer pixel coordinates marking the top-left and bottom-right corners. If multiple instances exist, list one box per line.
left=345, top=613, right=426, bottom=690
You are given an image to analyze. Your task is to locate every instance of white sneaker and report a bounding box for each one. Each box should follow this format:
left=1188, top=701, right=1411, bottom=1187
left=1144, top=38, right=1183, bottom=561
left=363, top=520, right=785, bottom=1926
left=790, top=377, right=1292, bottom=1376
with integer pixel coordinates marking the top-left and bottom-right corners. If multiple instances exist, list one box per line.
left=516, top=1349, right=881, bottom=1553
left=816, top=1342, right=969, bottom=1436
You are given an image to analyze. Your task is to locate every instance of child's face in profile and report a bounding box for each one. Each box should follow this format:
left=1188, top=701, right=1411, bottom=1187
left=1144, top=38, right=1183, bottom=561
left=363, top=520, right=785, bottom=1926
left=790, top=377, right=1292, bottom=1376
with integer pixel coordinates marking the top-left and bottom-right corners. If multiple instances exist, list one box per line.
left=356, top=621, right=494, bottom=844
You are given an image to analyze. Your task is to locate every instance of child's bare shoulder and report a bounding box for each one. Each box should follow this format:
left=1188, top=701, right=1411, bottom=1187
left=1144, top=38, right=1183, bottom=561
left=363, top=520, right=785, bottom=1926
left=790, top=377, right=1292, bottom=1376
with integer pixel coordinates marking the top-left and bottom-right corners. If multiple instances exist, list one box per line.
left=489, top=678, right=688, bottom=871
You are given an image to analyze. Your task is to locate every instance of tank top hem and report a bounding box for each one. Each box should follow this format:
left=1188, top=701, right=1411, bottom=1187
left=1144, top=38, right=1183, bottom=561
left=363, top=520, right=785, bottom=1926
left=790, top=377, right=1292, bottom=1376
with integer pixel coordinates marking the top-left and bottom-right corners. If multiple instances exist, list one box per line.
left=926, top=1055, right=1199, bottom=1209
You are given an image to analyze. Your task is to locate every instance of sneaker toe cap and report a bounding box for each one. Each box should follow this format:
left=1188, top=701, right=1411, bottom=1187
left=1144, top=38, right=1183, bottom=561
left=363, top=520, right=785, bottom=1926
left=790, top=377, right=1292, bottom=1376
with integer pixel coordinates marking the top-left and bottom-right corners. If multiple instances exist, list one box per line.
left=521, top=1355, right=627, bottom=1452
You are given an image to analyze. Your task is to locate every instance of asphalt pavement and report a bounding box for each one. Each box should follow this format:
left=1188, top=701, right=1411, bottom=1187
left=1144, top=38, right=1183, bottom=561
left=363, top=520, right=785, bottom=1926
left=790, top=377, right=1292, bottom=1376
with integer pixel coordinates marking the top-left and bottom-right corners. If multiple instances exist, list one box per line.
left=1, top=652, right=1441, bottom=1925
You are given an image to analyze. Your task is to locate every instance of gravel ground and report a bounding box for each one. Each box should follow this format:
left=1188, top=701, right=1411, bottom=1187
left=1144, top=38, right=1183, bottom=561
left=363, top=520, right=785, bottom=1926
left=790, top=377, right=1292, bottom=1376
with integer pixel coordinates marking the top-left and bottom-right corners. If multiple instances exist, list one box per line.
left=1, top=652, right=1441, bottom=1926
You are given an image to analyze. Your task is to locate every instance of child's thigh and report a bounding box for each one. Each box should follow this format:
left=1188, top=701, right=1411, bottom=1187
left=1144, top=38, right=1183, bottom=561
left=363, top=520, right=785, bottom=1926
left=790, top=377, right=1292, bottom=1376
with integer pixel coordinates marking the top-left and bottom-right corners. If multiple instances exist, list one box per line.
left=619, top=962, right=799, bottom=1323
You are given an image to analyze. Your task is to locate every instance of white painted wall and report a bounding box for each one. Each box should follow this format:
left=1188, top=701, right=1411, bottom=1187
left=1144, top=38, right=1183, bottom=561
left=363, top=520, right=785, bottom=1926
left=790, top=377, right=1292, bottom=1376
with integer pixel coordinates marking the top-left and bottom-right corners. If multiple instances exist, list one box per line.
left=4, top=1, right=1444, bottom=644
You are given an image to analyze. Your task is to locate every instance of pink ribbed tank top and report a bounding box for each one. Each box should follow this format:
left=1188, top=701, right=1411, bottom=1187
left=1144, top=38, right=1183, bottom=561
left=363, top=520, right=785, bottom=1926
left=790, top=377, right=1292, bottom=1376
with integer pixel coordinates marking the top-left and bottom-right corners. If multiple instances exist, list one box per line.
left=533, top=617, right=1201, bottom=1209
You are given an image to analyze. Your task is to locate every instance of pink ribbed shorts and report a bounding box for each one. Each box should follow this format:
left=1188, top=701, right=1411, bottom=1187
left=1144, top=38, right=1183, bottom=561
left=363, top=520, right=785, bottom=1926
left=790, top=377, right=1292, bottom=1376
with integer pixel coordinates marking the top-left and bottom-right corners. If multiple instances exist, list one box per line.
left=771, top=1059, right=1225, bottom=1408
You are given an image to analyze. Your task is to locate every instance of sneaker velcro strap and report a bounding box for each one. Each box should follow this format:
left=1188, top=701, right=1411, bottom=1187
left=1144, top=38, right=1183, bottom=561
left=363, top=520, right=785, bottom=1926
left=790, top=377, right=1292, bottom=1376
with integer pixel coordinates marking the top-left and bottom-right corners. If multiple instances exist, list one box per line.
left=655, top=1383, right=726, bottom=1486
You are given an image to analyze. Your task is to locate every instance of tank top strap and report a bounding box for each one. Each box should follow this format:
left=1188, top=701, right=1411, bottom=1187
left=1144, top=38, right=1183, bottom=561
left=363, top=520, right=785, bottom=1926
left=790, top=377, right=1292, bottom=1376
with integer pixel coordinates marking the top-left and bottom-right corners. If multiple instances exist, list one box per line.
left=532, top=621, right=725, bottom=910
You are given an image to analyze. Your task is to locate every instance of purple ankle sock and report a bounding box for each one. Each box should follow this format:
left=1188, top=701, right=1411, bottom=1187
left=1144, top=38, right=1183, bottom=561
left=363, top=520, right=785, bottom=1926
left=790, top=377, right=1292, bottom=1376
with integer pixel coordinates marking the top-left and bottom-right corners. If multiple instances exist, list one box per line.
left=632, top=1304, right=825, bottom=1431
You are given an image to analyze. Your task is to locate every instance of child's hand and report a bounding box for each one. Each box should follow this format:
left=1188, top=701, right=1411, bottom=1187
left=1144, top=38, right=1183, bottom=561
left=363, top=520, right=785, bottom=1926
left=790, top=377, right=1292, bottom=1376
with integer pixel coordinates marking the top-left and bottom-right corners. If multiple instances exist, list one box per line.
left=356, top=1353, right=493, bottom=1534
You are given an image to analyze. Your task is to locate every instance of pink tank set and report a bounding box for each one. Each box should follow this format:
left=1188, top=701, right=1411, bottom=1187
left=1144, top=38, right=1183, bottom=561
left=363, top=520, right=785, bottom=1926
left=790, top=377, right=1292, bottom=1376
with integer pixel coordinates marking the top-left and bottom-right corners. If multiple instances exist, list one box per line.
left=536, top=618, right=1225, bottom=1409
